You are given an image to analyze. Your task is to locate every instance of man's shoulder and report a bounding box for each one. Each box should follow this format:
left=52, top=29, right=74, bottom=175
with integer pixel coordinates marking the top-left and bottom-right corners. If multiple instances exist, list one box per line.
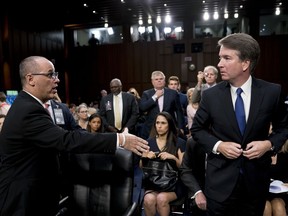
left=253, top=77, right=280, bottom=89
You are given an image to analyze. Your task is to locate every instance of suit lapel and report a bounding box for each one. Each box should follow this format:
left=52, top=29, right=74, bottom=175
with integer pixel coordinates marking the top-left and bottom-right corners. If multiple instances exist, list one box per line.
left=244, top=80, right=264, bottom=138
left=220, top=84, right=242, bottom=138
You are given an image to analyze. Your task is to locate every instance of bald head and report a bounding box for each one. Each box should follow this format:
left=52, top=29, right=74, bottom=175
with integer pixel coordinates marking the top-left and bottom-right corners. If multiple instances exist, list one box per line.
left=19, top=56, right=59, bottom=103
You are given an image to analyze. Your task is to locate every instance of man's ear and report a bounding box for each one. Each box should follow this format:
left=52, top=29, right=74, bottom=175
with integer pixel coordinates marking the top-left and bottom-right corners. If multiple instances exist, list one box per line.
left=26, top=74, right=36, bottom=86
left=242, top=60, right=250, bottom=72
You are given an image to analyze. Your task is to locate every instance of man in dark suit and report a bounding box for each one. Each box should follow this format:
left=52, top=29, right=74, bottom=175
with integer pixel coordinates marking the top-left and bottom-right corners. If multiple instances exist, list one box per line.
left=99, top=78, right=139, bottom=134
left=0, top=56, right=149, bottom=216
left=47, top=99, right=80, bottom=131
left=167, top=75, right=189, bottom=136
left=139, top=71, right=185, bottom=139
left=179, top=137, right=207, bottom=216
left=191, top=33, right=288, bottom=216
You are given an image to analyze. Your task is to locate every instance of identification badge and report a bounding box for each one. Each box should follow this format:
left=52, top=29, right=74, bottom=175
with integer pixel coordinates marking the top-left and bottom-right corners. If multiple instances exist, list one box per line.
left=105, top=101, right=112, bottom=111
left=54, top=108, right=65, bottom=125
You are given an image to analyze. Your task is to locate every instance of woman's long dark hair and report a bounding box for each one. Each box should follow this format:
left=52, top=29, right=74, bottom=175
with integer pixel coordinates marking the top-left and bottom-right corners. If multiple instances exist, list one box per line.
left=149, top=111, right=178, bottom=155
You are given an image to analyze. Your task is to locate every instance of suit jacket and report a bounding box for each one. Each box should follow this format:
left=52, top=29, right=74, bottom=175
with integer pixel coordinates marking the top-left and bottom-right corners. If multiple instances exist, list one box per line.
left=179, top=92, right=188, bottom=116
left=179, top=137, right=206, bottom=198
left=50, top=99, right=80, bottom=131
left=139, top=87, right=185, bottom=139
left=191, top=83, right=215, bottom=103
left=0, top=91, right=117, bottom=216
left=191, top=77, right=288, bottom=202
left=99, top=92, right=139, bottom=133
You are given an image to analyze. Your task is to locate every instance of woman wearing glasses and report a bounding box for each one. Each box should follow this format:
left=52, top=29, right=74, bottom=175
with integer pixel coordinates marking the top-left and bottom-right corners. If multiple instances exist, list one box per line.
left=76, top=103, right=89, bottom=129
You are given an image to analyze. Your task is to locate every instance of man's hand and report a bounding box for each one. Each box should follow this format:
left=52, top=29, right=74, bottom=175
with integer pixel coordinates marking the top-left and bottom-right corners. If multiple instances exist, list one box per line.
left=197, top=71, right=205, bottom=83
left=155, top=89, right=164, bottom=98
left=121, top=133, right=149, bottom=156
left=195, top=192, right=207, bottom=211
left=243, top=140, right=272, bottom=159
left=218, top=141, right=243, bottom=159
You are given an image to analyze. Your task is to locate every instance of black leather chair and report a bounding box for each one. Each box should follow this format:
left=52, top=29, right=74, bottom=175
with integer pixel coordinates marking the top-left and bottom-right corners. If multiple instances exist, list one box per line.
left=59, top=148, right=137, bottom=216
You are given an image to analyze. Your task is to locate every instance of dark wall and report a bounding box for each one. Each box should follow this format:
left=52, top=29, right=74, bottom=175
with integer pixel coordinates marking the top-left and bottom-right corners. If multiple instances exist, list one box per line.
left=66, top=36, right=288, bottom=104
left=1, top=15, right=287, bottom=105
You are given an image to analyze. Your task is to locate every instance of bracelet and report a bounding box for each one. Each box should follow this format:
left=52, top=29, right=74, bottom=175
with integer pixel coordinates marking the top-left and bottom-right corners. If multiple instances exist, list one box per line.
left=120, top=133, right=126, bottom=148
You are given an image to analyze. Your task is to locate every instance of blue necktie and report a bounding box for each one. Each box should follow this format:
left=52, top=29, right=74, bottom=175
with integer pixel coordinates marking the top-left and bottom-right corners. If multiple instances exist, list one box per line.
left=235, top=88, right=246, bottom=135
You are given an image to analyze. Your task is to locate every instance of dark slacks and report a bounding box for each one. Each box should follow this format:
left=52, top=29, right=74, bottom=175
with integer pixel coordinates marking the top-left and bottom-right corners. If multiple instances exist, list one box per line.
left=206, top=174, right=266, bottom=216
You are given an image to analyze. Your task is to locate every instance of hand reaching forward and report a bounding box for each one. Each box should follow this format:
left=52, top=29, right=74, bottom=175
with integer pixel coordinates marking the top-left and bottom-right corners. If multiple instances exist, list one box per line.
left=120, top=133, right=149, bottom=156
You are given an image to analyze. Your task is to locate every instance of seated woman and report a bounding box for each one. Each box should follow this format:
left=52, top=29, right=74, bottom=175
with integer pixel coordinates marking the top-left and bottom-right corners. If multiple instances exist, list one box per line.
left=141, top=111, right=186, bottom=216
left=263, top=139, right=288, bottom=216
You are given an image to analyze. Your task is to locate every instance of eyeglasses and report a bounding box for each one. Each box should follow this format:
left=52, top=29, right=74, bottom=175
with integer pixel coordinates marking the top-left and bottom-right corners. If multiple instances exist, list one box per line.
left=204, top=72, right=215, bottom=77
left=32, top=72, right=59, bottom=80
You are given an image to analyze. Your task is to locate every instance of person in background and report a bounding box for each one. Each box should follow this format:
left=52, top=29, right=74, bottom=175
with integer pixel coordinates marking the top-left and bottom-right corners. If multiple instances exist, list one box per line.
left=186, top=87, right=199, bottom=138
left=87, top=113, right=105, bottom=133
left=0, top=92, right=11, bottom=115
left=191, top=33, right=288, bottom=216
left=263, top=139, right=288, bottom=216
left=180, top=137, right=207, bottom=216
left=139, top=71, right=185, bottom=139
left=45, top=99, right=80, bottom=131
left=53, top=92, right=62, bottom=103
left=76, top=103, right=89, bottom=129
left=68, top=103, right=78, bottom=121
left=0, top=114, right=5, bottom=132
left=128, top=87, right=141, bottom=103
left=100, top=89, right=108, bottom=98
left=88, top=33, right=100, bottom=46
left=89, top=100, right=100, bottom=113
left=141, top=112, right=186, bottom=216
left=167, top=75, right=188, bottom=117
left=99, top=78, right=139, bottom=134
left=167, top=75, right=188, bottom=138
left=0, top=56, right=149, bottom=216
left=191, top=65, right=218, bottom=103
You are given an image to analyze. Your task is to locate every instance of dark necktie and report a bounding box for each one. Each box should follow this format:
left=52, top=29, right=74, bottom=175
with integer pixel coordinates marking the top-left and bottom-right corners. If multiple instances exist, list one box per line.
left=235, top=88, right=246, bottom=135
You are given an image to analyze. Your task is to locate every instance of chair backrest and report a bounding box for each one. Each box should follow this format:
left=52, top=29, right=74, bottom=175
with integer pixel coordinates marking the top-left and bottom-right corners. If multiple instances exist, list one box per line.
left=66, top=148, right=134, bottom=216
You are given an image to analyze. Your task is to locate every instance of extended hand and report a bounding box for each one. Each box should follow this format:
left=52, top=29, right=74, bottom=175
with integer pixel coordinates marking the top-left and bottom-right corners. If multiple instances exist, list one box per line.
left=122, top=133, right=149, bottom=156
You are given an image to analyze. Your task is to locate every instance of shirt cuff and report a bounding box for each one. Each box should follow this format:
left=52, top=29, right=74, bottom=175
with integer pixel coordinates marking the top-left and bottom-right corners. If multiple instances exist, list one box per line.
left=212, top=141, right=222, bottom=154
left=191, top=190, right=202, bottom=199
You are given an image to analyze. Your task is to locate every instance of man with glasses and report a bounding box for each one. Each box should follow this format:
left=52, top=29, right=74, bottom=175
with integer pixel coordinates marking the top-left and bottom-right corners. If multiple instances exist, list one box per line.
left=0, top=56, right=149, bottom=216
left=191, top=65, right=219, bottom=103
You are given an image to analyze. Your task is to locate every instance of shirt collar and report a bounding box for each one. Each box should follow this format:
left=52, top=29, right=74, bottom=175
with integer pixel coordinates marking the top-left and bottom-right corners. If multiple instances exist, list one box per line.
left=230, top=75, right=252, bottom=95
left=23, top=90, right=45, bottom=106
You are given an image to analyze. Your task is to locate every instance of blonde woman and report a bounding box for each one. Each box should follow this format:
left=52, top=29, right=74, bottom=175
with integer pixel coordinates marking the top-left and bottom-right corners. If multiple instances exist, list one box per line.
left=186, top=88, right=199, bottom=137
left=76, top=103, right=89, bottom=129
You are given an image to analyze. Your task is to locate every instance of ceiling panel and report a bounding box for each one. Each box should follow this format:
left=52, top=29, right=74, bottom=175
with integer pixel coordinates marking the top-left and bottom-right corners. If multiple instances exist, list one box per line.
left=4, top=0, right=288, bottom=30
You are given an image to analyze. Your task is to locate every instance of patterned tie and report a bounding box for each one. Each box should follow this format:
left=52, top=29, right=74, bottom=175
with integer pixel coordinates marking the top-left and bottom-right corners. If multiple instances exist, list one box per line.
left=114, top=95, right=121, bottom=130
left=235, top=88, right=246, bottom=135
